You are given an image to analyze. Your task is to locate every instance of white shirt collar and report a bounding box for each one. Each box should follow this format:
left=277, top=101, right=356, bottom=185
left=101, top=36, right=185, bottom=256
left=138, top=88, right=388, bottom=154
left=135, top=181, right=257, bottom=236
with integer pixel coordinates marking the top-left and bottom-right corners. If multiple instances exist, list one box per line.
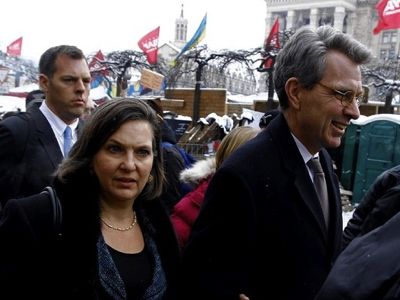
left=291, top=134, right=320, bottom=181
left=291, top=133, right=320, bottom=163
left=39, top=100, right=79, bottom=137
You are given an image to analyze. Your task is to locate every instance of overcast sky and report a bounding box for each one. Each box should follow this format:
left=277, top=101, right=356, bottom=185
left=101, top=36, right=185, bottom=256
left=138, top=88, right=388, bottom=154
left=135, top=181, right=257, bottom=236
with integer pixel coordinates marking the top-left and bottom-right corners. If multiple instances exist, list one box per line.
left=0, top=0, right=267, bottom=62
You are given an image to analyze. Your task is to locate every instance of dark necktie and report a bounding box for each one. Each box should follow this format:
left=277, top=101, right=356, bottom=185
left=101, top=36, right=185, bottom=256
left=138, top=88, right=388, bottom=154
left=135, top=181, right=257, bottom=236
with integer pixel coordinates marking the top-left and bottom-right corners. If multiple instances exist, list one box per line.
left=63, top=126, right=72, bottom=157
left=307, top=157, right=329, bottom=228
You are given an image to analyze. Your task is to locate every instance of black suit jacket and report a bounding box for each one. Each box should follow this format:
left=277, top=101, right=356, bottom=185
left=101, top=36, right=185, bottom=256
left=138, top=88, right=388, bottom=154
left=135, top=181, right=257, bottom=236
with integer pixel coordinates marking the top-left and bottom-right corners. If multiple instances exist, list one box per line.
left=180, top=114, right=342, bottom=300
left=0, top=105, right=80, bottom=206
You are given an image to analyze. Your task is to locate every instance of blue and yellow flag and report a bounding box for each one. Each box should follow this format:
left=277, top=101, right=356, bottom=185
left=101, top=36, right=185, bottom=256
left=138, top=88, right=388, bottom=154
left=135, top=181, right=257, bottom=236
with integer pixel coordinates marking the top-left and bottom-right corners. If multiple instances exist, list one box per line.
left=174, top=13, right=207, bottom=63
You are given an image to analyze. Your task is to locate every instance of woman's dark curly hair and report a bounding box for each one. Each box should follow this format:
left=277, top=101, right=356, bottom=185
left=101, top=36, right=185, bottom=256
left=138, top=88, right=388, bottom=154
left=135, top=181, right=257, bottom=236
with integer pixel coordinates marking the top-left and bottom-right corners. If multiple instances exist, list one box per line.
left=57, top=98, right=164, bottom=201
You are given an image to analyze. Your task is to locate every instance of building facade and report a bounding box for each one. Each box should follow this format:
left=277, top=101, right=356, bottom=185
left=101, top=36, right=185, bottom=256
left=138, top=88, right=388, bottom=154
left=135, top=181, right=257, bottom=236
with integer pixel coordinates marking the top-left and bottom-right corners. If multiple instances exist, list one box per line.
left=264, top=0, right=400, bottom=62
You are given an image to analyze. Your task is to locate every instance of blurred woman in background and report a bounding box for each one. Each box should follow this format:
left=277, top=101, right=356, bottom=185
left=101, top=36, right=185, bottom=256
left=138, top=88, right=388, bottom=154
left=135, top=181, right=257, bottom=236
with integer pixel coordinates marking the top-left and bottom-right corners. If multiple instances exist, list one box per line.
left=171, top=126, right=259, bottom=249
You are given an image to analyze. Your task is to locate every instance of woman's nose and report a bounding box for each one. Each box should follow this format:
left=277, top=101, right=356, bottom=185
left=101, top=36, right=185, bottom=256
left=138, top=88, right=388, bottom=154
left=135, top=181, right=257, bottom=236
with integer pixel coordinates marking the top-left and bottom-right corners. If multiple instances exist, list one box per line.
left=120, top=153, right=136, bottom=171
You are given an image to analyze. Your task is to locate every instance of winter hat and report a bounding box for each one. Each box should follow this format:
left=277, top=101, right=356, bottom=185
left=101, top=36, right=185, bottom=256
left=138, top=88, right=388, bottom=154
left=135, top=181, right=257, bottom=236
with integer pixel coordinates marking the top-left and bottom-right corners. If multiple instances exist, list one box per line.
left=259, top=109, right=280, bottom=129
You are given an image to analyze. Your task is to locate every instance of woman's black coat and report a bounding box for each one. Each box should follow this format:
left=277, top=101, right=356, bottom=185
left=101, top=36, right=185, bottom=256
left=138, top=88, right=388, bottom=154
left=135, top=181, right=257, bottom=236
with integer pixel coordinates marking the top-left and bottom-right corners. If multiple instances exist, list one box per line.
left=0, top=178, right=180, bottom=299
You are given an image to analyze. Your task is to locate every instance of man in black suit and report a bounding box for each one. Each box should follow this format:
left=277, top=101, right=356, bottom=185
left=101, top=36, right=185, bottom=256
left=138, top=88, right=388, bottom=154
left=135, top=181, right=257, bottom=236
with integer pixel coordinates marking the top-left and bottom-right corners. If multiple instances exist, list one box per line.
left=179, top=26, right=372, bottom=300
left=0, top=45, right=91, bottom=207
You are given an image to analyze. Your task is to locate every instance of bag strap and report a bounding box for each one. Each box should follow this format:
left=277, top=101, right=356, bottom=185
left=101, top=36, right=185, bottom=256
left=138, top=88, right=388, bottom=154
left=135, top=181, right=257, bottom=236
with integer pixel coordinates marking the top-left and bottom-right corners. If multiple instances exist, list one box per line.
left=43, top=186, right=63, bottom=238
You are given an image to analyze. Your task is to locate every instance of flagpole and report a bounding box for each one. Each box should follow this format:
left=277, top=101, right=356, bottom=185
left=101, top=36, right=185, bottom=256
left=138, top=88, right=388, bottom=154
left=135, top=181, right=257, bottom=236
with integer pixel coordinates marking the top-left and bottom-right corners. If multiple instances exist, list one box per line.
left=267, top=58, right=275, bottom=110
left=193, top=62, right=205, bottom=124
left=173, top=13, right=207, bottom=124
left=263, top=17, right=280, bottom=110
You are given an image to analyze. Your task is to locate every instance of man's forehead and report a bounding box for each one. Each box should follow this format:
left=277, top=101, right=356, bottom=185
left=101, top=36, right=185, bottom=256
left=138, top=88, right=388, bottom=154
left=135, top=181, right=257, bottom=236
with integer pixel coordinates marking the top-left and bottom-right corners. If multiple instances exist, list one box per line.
left=54, top=56, right=89, bottom=74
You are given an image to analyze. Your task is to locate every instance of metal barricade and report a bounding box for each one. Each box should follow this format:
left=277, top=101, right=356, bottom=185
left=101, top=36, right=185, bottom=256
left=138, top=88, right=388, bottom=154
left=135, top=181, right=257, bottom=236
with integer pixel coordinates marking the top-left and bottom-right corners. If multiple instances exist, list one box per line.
left=178, top=141, right=219, bottom=161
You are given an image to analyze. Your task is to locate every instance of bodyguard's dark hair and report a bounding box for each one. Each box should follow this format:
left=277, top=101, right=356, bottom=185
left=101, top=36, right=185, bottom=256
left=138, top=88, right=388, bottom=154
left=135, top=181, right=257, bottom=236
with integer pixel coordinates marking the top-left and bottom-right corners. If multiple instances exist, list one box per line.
left=273, top=26, right=372, bottom=109
left=57, top=99, right=164, bottom=201
left=39, top=45, right=86, bottom=78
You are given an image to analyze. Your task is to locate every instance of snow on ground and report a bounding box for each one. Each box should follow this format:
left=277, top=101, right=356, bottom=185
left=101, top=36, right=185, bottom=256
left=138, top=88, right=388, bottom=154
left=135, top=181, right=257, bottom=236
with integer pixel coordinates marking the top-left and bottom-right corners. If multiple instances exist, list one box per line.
left=226, top=92, right=277, bottom=104
left=0, top=95, right=25, bottom=113
left=342, top=210, right=354, bottom=230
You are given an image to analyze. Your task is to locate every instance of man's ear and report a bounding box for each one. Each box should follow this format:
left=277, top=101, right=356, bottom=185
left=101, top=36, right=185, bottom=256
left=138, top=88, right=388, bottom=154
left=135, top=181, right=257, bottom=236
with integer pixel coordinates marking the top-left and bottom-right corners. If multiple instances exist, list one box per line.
left=38, top=74, right=49, bottom=93
left=285, top=77, right=302, bottom=110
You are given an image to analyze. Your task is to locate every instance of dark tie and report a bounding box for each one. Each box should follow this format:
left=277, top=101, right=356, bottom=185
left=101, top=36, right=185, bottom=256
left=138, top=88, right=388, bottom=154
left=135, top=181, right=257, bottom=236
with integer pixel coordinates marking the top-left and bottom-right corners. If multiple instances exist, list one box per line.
left=307, top=157, right=329, bottom=228
left=63, top=126, right=72, bottom=157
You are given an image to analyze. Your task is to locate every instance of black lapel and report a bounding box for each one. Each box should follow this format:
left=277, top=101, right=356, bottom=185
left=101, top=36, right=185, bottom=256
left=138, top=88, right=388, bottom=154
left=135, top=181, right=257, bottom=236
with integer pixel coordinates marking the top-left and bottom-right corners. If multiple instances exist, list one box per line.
left=269, top=115, right=328, bottom=241
left=30, top=106, right=63, bottom=168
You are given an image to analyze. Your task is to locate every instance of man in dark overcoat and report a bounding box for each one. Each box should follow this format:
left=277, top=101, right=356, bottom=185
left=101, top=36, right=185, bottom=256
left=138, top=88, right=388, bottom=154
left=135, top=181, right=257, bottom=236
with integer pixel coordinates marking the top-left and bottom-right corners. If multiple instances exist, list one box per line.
left=179, top=26, right=372, bottom=300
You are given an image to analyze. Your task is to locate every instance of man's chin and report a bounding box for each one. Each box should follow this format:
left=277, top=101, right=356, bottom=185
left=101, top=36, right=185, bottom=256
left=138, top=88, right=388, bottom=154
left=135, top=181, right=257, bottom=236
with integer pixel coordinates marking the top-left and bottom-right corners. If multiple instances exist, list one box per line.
left=324, top=139, right=342, bottom=149
left=72, top=108, right=85, bottom=117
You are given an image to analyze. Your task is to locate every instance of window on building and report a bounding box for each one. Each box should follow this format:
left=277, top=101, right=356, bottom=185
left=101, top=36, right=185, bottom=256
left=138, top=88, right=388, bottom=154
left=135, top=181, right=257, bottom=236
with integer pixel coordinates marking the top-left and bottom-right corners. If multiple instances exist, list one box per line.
left=391, top=32, right=398, bottom=43
left=389, top=48, right=396, bottom=60
left=382, top=32, right=390, bottom=44
left=380, top=49, right=387, bottom=60
left=382, top=31, right=397, bottom=44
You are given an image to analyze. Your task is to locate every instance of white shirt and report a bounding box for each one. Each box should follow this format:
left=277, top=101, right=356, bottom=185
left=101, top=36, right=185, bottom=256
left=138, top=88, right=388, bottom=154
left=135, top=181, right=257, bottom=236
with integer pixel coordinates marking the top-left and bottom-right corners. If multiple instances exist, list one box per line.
left=39, top=101, right=79, bottom=157
left=291, top=133, right=319, bottom=183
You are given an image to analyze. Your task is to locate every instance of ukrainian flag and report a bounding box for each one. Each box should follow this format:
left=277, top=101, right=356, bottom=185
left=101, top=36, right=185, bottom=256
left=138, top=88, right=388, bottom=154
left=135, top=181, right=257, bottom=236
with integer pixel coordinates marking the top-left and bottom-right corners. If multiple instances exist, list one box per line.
left=175, top=13, right=207, bottom=62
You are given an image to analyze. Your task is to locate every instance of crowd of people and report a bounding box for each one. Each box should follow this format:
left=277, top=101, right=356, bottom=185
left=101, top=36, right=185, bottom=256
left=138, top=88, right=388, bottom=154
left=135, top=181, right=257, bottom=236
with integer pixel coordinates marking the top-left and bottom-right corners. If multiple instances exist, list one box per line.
left=1, top=24, right=400, bottom=300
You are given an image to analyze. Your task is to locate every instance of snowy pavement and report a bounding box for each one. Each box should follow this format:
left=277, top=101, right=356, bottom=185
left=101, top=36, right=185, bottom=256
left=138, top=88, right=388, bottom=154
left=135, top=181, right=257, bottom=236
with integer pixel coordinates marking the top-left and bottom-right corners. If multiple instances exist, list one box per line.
left=342, top=210, right=354, bottom=230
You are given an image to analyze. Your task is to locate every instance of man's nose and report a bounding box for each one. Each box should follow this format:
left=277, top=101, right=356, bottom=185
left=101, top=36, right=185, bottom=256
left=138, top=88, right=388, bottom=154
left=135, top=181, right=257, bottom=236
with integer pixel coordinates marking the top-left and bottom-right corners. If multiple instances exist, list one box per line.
left=344, top=99, right=360, bottom=120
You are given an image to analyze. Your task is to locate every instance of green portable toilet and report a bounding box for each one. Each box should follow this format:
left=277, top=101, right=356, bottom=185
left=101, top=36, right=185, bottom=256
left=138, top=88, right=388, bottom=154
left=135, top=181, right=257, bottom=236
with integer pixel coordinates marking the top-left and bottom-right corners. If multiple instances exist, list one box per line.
left=340, top=116, right=367, bottom=191
left=351, top=114, right=400, bottom=204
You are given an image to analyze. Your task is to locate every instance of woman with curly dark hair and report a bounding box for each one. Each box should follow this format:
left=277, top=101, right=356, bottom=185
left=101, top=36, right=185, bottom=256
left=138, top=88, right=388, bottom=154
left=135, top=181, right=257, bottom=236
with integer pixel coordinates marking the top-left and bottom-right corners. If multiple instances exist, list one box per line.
left=0, top=99, right=180, bottom=299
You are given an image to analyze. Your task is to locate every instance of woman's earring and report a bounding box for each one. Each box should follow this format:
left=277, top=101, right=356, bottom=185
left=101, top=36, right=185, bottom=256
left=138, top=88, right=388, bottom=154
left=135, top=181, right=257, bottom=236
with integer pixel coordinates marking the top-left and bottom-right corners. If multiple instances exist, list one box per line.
left=148, top=174, right=153, bottom=183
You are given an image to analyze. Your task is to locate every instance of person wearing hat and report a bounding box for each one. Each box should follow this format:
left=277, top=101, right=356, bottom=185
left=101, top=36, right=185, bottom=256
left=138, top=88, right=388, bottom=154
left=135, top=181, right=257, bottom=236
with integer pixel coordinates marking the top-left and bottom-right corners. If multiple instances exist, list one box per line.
left=258, top=109, right=280, bottom=129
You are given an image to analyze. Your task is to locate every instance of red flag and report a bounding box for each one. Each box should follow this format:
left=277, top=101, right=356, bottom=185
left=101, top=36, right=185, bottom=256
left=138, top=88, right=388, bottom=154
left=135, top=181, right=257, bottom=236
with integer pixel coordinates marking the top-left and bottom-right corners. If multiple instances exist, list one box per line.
left=373, top=0, right=400, bottom=34
left=137, top=26, right=160, bottom=65
left=264, top=18, right=280, bottom=51
left=264, top=18, right=280, bottom=69
left=89, top=50, right=108, bottom=76
left=7, top=37, right=23, bottom=57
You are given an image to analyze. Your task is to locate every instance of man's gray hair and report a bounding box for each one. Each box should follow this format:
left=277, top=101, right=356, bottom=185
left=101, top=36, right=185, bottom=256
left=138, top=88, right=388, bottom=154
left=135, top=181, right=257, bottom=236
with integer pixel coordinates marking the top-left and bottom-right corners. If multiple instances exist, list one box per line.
left=273, top=26, right=372, bottom=109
